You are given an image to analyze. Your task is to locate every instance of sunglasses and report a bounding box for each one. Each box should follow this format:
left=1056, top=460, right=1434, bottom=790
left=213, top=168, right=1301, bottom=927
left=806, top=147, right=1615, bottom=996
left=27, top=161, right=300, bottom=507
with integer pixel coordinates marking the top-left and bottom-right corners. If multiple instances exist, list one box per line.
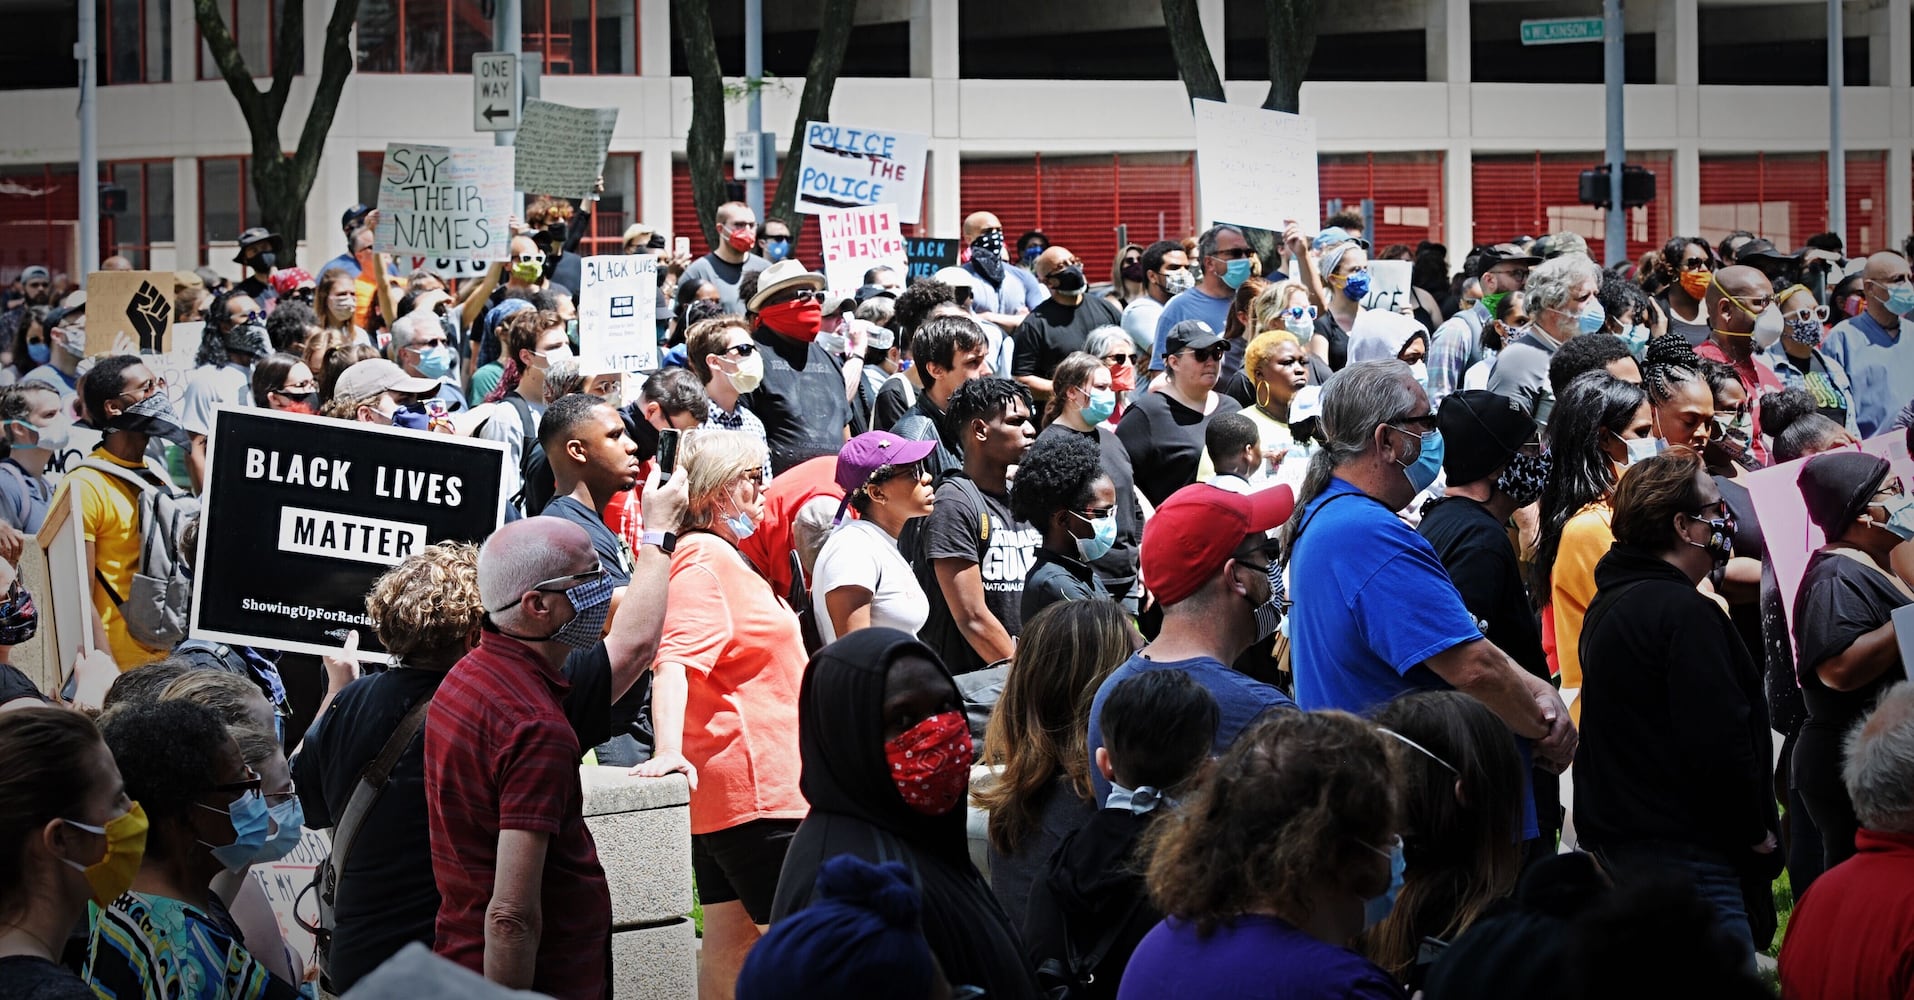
left=1282, top=305, right=1319, bottom=322
left=1210, top=248, right=1255, bottom=261
left=1785, top=304, right=1831, bottom=324
left=775, top=289, right=825, bottom=305
left=1101, top=351, right=1139, bottom=366
left=1184, top=345, right=1227, bottom=362
left=721, top=342, right=759, bottom=358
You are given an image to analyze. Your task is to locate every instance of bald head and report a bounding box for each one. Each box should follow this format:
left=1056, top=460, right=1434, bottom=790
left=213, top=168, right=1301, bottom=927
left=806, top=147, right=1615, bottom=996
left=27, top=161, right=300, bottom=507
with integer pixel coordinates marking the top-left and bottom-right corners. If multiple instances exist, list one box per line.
left=1708, top=264, right=1770, bottom=305
left=1861, top=251, right=1913, bottom=324
left=477, top=516, right=595, bottom=620
left=1033, top=246, right=1077, bottom=280
left=1864, top=250, right=1911, bottom=282
left=963, top=212, right=1001, bottom=240
left=1704, top=264, right=1773, bottom=341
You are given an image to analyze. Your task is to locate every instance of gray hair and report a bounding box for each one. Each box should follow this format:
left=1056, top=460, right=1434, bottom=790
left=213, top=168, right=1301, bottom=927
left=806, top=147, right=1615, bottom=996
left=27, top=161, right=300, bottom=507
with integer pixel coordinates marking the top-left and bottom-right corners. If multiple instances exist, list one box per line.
left=1083, top=325, right=1130, bottom=360
left=543, top=357, right=587, bottom=402
left=1844, top=682, right=1914, bottom=834
left=1196, top=225, right=1244, bottom=262
left=387, top=310, right=437, bottom=355
left=476, top=517, right=593, bottom=629
left=1281, top=360, right=1422, bottom=553
left=1523, top=252, right=1601, bottom=318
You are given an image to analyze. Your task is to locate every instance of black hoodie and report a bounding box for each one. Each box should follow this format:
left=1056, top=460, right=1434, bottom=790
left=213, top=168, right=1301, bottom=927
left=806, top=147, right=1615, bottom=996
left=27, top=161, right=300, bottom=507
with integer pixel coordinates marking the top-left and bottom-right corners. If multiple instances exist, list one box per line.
left=770, top=628, right=1041, bottom=1000
left=1020, top=806, right=1162, bottom=1000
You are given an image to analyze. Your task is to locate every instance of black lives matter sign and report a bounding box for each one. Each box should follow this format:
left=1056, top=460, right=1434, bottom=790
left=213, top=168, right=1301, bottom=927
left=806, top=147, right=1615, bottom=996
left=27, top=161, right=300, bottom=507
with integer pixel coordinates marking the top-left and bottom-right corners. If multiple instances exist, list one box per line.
left=190, top=407, right=507, bottom=659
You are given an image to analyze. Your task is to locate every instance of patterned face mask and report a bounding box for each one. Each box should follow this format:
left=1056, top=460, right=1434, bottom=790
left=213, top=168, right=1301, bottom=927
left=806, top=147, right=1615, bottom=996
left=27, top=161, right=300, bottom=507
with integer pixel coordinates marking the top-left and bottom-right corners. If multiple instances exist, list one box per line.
left=0, top=583, right=37, bottom=645
left=1496, top=451, right=1551, bottom=507
left=884, top=711, right=974, bottom=816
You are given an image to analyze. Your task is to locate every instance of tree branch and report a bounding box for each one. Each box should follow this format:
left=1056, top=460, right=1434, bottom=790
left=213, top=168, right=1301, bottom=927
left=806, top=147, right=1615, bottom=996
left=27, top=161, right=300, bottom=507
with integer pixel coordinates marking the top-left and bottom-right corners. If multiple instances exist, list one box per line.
left=266, top=0, right=303, bottom=120
left=676, top=0, right=727, bottom=249
left=1160, top=0, right=1224, bottom=107
left=192, top=0, right=264, bottom=124
left=767, top=0, right=859, bottom=242
left=1261, top=0, right=1318, bottom=114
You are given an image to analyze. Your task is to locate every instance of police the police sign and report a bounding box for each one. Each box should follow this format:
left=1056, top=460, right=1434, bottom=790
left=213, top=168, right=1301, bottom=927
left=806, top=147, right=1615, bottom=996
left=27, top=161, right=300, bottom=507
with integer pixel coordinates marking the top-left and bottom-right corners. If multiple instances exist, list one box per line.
left=190, top=407, right=507, bottom=659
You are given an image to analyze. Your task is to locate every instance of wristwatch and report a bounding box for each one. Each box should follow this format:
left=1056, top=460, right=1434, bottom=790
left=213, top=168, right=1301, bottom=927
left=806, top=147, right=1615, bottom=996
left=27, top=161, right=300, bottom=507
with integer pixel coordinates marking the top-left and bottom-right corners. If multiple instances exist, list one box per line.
left=640, top=530, right=676, bottom=554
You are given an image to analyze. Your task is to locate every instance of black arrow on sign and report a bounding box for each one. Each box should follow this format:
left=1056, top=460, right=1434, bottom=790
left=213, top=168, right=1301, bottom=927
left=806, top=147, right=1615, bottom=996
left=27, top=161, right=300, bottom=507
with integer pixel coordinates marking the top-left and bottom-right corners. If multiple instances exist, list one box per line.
left=482, top=105, right=510, bottom=123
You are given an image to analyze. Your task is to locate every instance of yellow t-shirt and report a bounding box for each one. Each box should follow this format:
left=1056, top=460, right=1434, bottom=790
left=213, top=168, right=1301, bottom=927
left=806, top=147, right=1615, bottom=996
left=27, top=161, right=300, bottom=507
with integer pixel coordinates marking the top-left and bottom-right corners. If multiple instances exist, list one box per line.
left=61, top=448, right=172, bottom=669
left=1549, top=501, right=1614, bottom=691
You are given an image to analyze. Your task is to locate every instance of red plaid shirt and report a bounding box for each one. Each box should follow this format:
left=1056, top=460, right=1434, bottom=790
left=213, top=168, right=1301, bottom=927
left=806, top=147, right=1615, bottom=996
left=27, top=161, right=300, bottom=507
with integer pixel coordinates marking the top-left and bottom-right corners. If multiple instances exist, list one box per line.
left=424, top=631, right=611, bottom=1000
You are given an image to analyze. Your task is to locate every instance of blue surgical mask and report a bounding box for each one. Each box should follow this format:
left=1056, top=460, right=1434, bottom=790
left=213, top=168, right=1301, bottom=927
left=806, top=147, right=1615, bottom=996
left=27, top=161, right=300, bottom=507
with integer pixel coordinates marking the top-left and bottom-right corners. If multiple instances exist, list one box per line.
left=1080, top=386, right=1116, bottom=424
left=1072, top=511, right=1117, bottom=562
left=1871, top=494, right=1914, bottom=542
left=251, top=797, right=305, bottom=864
left=1577, top=299, right=1607, bottom=336
left=1620, top=323, right=1650, bottom=357
left=1104, top=782, right=1172, bottom=815
left=1340, top=270, right=1371, bottom=302
left=1221, top=258, right=1254, bottom=290
left=722, top=502, right=758, bottom=542
left=414, top=344, right=455, bottom=380
left=1362, top=836, right=1406, bottom=929
left=1886, top=284, right=1914, bottom=317
left=1624, top=435, right=1662, bottom=467
left=199, top=790, right=272, bottom=873
left=26, top=342, right=49, bottom=366
left=1394, top=426, right=1444, bottom=494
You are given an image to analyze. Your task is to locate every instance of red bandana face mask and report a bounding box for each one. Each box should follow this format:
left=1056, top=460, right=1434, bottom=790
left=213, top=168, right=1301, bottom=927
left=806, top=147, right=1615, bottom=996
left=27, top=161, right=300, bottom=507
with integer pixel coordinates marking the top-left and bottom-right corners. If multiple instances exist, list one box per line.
left=885, top=710, right=974, bottom=816
left=757, top=298, right=823, bottom=341
left=1109, top=363, right=1137, bottom=393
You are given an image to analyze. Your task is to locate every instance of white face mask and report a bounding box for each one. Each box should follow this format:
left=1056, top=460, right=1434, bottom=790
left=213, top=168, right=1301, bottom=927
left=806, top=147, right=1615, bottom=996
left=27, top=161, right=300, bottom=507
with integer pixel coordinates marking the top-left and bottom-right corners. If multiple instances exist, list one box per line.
left=1620, top=434, right=1661, bottom=468
left=1750, top=304, right=1785, bottom=348
left=727, top=353, right=765, bottom=393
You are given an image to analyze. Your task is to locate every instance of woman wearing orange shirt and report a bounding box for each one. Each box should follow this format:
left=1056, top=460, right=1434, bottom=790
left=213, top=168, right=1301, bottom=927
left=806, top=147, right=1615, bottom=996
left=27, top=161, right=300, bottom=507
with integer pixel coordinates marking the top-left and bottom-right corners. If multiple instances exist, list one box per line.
left=633, top=429, right=808, bottom=1000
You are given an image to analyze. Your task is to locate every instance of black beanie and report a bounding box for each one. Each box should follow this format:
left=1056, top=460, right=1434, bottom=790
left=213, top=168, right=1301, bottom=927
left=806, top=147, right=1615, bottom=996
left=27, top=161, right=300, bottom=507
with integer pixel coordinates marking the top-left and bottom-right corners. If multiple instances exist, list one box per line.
left=1438, top=390, right=1534, bottom=485
left=1798, top=451, right=1889, bottom=541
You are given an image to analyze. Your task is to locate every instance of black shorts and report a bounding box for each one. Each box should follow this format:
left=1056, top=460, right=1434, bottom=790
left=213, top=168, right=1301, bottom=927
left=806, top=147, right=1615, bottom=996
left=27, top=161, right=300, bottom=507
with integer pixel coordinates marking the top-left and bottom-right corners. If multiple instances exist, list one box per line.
left=691, top=818, right=801, bottom=924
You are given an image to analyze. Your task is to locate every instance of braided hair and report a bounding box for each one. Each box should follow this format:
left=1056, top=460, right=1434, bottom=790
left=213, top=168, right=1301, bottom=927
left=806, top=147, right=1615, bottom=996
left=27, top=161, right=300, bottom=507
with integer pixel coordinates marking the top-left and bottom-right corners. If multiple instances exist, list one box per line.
left=1640, top=334, right=1705, bottom=406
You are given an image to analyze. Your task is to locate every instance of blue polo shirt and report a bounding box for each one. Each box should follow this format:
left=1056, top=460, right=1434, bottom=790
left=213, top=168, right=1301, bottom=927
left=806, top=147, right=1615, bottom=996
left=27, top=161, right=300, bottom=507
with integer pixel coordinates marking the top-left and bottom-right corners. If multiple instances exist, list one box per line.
left=1085, top=652, right=1295, bottom=803
left=1288, top=478, right=1482, bottom=713
left=1823, top=311, right=1914, bottom=438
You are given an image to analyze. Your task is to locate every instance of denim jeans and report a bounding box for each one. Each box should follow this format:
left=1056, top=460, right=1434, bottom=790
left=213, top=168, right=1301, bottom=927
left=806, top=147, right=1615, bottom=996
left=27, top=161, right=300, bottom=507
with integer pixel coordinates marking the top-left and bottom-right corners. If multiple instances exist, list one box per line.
left=1586, top=842, right=1756, bottom=969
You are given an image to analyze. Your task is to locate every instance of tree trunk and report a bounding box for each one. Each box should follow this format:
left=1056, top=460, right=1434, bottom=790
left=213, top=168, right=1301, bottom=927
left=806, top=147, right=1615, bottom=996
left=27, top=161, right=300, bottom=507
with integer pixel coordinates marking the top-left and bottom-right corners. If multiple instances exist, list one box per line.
left=1261, top=0, right=1318, bottom=114
left=1160, top=0, right=1224, bottom=107
left=767, top=0, right=859, bottom=242
left=676, top=0, right=727, bottom=250
left=193, top=0, right=361, bottom=268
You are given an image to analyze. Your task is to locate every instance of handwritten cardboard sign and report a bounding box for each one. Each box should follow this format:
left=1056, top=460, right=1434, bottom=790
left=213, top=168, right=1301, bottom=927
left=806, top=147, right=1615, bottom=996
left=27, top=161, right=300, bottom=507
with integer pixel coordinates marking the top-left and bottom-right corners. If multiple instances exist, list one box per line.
left=820, top=205, right=907, bottom=301
left=514, top=99, right=619, bottom=201
left=1360, top=260, right=1415, bottom=314
left=375, top=144, right=514, bottom=262
left=1193, top=99, right=1319, bottom=233
left=795, top=121, right=928, bottom=225
left=578, top=254, right=659, bottom=374
left=85, top=270, right=174, bottom=355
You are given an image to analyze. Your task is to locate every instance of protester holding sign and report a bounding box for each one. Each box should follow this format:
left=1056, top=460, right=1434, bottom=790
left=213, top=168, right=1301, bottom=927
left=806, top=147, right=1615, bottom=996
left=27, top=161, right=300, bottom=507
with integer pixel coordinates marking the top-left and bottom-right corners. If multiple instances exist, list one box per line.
left=180, top=290, right=271, bottom=492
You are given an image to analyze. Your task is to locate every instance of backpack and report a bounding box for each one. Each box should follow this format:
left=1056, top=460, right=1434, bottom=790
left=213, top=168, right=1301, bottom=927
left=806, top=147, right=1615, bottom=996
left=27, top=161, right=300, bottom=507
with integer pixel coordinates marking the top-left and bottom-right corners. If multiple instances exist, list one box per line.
left=78, top=458, right=199, bottom=650
left=482, top=395, right=550, bottom=515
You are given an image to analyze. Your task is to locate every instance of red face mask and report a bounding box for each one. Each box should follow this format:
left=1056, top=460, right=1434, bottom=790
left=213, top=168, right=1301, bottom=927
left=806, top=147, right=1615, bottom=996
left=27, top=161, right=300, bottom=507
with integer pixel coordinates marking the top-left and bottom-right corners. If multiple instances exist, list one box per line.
left=885, top=710, right=974, bottom=816
left=1110, top=363, right=1137, bottom=393
left=757, top=298, right=823, bottom=341
left=726, top=227, right=756, bottom=253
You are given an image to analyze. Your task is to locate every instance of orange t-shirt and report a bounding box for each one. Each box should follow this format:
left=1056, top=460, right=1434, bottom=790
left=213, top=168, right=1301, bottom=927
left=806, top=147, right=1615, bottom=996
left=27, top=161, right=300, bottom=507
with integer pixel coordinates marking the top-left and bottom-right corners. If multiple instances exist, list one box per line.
left=1549, top=501, right=1614, bottom=692
left=655, top=532, right=809, bottom=835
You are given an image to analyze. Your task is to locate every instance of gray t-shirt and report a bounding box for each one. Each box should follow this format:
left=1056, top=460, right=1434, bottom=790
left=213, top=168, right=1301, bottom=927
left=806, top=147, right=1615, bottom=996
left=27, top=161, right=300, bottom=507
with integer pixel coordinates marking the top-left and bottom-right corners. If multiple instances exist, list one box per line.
left=1485, top=330, right=1559, bottom=415
left=681, top=251, right=769, bottom=315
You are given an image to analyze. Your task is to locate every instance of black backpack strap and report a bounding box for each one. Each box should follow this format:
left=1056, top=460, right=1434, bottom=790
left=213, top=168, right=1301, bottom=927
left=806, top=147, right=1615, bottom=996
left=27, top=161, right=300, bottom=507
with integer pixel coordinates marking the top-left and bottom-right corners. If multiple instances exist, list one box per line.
left=505, top=394, right=537, bottom=457
left=1039, top=890, right=1148, bottom=996
left=95, top=569, right=125, bottom=608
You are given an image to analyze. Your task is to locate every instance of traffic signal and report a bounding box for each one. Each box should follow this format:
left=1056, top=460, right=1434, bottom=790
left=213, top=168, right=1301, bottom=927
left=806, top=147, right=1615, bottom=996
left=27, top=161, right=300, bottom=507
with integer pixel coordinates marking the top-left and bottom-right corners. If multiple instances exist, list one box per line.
left=1578, top=164, right=1656, bottom=209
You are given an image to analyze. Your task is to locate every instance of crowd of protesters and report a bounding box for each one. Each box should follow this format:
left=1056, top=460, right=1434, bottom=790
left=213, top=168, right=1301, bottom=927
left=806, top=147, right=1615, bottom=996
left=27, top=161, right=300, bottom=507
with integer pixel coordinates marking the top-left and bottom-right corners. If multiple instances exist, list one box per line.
left=2, top=192, right=1914, bottom=1000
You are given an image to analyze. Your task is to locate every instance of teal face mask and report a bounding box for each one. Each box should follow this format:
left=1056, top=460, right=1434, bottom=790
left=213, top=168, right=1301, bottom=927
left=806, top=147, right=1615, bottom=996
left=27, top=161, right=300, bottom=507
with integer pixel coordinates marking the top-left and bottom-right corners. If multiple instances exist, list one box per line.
left=1071, top=511, right=1118, bottom=561
left=1221, top=258, right=1254, bottom=290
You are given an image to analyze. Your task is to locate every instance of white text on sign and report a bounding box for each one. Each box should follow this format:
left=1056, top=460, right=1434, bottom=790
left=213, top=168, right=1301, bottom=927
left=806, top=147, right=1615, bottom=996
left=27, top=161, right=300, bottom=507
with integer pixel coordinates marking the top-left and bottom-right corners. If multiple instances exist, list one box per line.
left=278, top=506, right=427, bottom=567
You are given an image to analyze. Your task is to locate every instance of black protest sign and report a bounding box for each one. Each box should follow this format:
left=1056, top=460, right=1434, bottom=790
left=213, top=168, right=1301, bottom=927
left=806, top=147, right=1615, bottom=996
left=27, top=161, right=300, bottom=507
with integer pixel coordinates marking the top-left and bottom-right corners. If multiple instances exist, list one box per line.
left=906, top=238, right=959, bottom=280
left=190, top=407, right=507, bottom=659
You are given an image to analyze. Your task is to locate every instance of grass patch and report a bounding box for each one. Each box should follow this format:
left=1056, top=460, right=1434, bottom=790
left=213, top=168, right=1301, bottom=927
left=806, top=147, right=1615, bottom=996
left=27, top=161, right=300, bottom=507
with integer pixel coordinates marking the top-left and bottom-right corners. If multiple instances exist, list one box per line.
left=691, top=875, right=703, bottom=937
left=1766, top=869, right=1793, bottom=959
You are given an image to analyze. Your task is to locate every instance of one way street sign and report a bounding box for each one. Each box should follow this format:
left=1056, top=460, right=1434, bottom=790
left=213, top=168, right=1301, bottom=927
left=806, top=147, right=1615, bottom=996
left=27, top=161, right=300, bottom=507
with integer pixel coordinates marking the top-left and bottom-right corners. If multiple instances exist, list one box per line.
left=473, top=52, right=519, bottom=133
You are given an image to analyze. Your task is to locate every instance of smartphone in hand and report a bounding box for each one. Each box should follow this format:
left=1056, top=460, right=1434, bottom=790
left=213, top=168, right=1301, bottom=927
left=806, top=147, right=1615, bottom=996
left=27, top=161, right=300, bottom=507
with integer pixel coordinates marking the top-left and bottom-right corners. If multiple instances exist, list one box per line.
left=656, top=428, right=680, bottom=476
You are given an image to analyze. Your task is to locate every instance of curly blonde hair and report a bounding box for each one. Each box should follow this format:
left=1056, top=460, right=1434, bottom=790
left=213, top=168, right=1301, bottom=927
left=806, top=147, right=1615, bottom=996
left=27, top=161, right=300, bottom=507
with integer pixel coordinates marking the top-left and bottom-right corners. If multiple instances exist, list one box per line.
left=366, top=542, right=483, bottom=668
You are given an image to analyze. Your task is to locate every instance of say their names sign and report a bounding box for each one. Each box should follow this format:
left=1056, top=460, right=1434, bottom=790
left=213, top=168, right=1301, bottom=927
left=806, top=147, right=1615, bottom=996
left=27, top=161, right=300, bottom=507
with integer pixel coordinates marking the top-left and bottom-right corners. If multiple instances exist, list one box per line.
left=795, top=122, right=929, bottom=224
left=820, top=204, right=907, bottom=300
left=513, top=99, right=619, bottom=200
left=578, top=254, right=659, bottom=374
left=190, top=407, right=507, bottom=659
left=1192, top=99, right=1319, bottom=233
left=86, top=270, right=174, bottom=355
left=375, top=144, right=513, bottom=261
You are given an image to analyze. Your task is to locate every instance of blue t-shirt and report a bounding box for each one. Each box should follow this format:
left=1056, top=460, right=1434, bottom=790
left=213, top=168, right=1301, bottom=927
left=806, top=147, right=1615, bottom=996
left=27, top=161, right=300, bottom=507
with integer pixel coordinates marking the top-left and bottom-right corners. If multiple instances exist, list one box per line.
left=1117, top=915, right=1406, bottom=1000
left=962, top=260, right=1045, bottom=317
left=1086, top=652, right=1295, bottom=802
left=1151, top=287, right=1233, bottom=370
left=1288, top=479, right=1482, bottom=714
left=1823, top=312, right=1914, bottom=438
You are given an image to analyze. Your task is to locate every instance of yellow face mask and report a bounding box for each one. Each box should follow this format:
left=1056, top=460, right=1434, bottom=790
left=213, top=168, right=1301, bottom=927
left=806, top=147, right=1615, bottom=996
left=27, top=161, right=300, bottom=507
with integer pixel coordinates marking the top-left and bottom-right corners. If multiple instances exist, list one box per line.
left=62, top=801, right=148, bottom=907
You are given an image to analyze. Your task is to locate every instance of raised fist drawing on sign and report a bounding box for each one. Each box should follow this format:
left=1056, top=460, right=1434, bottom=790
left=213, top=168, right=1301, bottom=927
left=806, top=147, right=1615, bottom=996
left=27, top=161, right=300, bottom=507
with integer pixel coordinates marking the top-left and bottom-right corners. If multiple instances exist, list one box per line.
left=126, top=280, right=170, bottom=352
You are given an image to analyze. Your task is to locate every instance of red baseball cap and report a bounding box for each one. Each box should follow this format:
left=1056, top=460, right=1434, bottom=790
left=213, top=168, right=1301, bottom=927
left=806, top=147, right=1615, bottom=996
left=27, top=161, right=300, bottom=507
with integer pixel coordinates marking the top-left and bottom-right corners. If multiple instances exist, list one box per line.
left=1140, top=482, right=1296, bottom=608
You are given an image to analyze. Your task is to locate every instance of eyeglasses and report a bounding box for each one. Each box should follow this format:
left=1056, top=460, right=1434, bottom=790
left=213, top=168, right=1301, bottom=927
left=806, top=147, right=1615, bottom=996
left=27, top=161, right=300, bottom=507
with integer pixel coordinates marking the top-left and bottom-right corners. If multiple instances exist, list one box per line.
left=514, top=252, right=546, bottom=265
left=774, top=289, right=824, bottom=305
left=1209, top=248, right=1255, bottom=261
left=209, top=765, right=264, bottom=796
left=1185, top=345, right=1227, bottom=362
left=1784, top=304, right=1830, bottom=324
left=1681, top=257, right=1716, bottom=272
left=726, top=220, right=758, bottom=232
left=531, top=566, right=606, bottom=595
left=1282, top=305, right=1319, bottom=322
left=1488, top=267, right=1530, bottom=283
left=1391, top=411, right=1438, bottom=431
left=721, top=342, right=759, bottom=358
left=762, top=234, right=790, bottom=244
left=1071, top=506, right=1116, bottom=521
left=739, top=470, right=767, bottom=487
left=116, top=376, right=166, bottom=400
left=872, top=461, right=925, bottom=485
left=274, top=380, right=319, bottom=395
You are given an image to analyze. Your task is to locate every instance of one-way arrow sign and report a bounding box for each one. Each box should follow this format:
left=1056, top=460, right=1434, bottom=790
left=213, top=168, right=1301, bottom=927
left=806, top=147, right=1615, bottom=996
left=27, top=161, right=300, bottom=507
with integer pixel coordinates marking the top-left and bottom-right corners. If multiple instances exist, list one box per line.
left=473, top=52, right=519, bottom=133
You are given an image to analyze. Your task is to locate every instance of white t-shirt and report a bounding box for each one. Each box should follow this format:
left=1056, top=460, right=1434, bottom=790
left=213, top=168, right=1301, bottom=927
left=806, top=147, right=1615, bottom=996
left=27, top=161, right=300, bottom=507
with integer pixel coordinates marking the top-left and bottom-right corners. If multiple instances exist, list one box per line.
left=178, top=362, right=253, bottom=438
left=1121, top=296, right=1164, bottom=355
left=810, top=518, right=929, bottom=645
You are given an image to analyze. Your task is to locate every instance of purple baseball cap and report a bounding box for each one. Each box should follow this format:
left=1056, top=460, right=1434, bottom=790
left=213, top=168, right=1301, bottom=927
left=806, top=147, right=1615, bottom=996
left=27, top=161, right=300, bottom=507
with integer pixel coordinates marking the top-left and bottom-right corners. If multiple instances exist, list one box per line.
left=835, top=431, right=938, bottom=496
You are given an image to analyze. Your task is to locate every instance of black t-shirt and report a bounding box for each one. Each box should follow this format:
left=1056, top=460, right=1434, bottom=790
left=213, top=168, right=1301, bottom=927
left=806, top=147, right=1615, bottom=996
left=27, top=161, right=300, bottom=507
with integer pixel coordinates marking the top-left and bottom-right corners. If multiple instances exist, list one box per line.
left=1011, top=296, right=1123, bottom=381
left=1793, top=549, right=1912, bottom=734
left=873, top=375, right=916, bottom=431
left=1714, top=476, right=1766, bottom=668
left=745, top=329, right=852, bottom=475
left=543, top=495, right=632, bottom=585
left=1037, top=423, right=1141, bottom=601
left=1417, top=497, right=1547, bottom=680
left=0, top=661, right=47, bottom=708
left=0, top=956, right=92, bottom=1000
left=1114, top=390, right=1242, bottom=507
left=910, top=474, right=1040, bottom=675
left=1316, top=312, right=1350, bottom=370
left=1021, top=546, right=1101, bottom=624
left=291, top=642, right=624, bottom=992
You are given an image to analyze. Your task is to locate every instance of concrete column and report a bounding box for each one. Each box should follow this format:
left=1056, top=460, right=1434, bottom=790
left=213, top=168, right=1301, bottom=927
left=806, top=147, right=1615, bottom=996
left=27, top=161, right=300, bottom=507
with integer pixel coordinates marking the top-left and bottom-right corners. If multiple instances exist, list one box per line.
left=910, top=0, right=933, bottom=78
left=1667, top=0, right=1700, bottom=234
left=1427, top=0, right=1465, bottom=84
left=929, top=0, right=960, bottom=232
left=929, top=139, right=962, bottom=236
left=1445, top=142, right=1473, bottom=266
left=1199, top=0, right=1226, bottom=80
left=930, top=0, right=960, bottom=80
left=581, top=767, right=695, bottom=1000
left=1440, top=0, right=1471, bottom=261
left=642, top=138, right=674, bottom=236
left=1673, top=143, right=1701, bottom=238
left=640, top=0, right=672, bottom=78
left=173, top=155, right=199, bottom=269
left=1889, top=0, right=1913, bottom=246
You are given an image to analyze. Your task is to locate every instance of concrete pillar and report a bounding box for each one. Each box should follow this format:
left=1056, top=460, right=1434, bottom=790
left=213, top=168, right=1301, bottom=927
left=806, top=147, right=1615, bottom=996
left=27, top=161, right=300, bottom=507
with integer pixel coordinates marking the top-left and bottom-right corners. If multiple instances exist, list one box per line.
left=640, top=0, right=672, bottom=78
left=580, top=767, right=696, bottom=1000
left=1889, top=0, right=1913, bottom=247
left=1667, top=0, right=1700, bottom=235
left=927, top=0, right=961, bottom=233
left=1440, top=0, right=1471, bottom=261
left=1674, top=144, right=1702, bottom=239
left=1199, top=0, right=1226, bottom=80
left=173, top=155, right=199, bottom=269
